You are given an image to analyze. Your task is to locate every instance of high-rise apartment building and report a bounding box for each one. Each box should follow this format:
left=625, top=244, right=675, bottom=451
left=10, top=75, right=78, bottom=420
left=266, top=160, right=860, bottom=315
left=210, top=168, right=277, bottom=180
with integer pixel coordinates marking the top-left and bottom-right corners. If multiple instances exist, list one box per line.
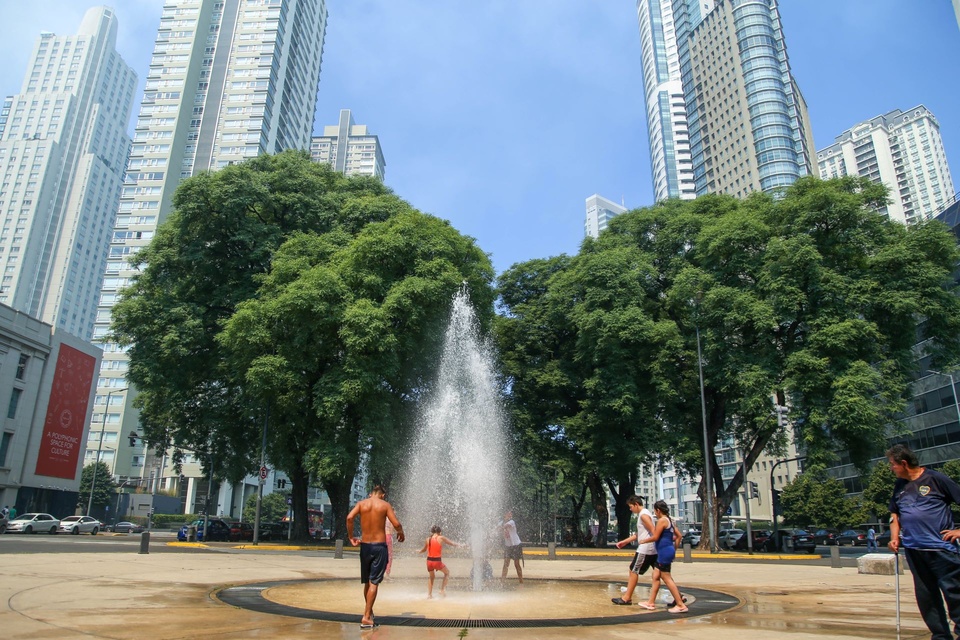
left=635, top=0, right=698, bottom=202
left=87, top=0, right=328, bottom=484
left=584, top=194, right=627, bottom=238
left=637, top=0, right=815, bottom=201
left=817, top=106, right=955, bottom=224
left=0, top=7, right=136, bottom=340
left=311, top=109, right=385, bottom=180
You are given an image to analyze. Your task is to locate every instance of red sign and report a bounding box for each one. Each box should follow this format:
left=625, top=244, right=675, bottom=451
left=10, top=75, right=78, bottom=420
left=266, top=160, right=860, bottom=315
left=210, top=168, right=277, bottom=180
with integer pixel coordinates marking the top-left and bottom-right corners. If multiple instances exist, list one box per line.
left=259, top=466, right=269, bottom=480
left=34, top=344, right=97, bottom=479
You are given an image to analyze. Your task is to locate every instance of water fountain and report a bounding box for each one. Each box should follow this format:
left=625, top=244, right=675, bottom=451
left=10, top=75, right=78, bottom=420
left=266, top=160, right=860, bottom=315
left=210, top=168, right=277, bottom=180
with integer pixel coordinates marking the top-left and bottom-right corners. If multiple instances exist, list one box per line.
left=396, top=287, right=507, bottom=591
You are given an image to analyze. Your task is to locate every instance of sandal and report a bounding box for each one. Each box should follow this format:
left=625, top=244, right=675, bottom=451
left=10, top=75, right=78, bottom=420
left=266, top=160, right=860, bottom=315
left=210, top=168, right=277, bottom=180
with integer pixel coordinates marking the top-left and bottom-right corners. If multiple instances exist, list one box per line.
left=611, top=597, right=632, bottom=605
left=668, top=605, right=689, bottom=613
left=638, top=602, right=656, bottom=610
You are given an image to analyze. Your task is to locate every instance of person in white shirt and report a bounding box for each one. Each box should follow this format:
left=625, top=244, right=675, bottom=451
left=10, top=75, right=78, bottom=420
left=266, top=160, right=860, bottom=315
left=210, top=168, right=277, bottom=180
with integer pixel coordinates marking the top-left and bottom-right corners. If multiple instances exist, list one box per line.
left=611, top=495, right=656, bottom=605
left=501, top=509, right=524, bottom=583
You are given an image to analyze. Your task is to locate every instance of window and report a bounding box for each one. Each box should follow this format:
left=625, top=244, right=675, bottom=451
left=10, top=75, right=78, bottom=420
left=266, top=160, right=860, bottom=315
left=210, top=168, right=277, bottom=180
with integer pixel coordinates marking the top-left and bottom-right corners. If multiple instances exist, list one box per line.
left=7, top=388, right=21, bottom=419
left=15, top=353, right=28, bottom=380
left=0, top=431, right=10, bottom=466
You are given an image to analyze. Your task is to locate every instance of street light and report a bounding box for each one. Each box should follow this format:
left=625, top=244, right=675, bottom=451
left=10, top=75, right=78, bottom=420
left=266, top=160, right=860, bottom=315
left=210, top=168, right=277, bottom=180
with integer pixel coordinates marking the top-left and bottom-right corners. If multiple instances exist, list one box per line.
left=695, top=323, right=718, bottom=553
left=86, top=387, right=128, bottom=517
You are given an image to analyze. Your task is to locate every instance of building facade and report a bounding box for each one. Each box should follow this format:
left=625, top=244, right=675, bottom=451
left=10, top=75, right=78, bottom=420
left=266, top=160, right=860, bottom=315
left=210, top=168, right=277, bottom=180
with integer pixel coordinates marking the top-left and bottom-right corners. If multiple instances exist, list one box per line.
left=86, top=0, right=328, bottom=488
left=635, top=0, right=698, bottom=202
left=0, top=7, right=136, bottom=340
left=584, top=194, right=627, bottom=238
left=311, top=109, right=385, bottom=179
left=0, top=304, right=101, bottom=517
left=817, top=106, right=955, bottom=224
left=637, top=0, right=815, bottom=201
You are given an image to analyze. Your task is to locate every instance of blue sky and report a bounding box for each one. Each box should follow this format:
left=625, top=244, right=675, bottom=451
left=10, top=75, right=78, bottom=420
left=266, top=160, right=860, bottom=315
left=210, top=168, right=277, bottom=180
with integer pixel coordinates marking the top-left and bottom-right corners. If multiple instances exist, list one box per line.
left=1, top=1, right=958, bottom=275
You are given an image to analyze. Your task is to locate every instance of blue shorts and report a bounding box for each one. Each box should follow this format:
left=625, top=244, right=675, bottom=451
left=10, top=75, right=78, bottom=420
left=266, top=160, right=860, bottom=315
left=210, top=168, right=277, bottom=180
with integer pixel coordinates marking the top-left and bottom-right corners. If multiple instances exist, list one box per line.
left=360, top=542, right=389, bottom=584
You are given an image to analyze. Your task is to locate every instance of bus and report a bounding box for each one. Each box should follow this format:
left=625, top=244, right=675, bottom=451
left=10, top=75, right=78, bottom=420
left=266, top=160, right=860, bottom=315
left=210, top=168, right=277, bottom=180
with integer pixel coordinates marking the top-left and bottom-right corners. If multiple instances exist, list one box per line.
left=281, top=508, right=325, bottom=538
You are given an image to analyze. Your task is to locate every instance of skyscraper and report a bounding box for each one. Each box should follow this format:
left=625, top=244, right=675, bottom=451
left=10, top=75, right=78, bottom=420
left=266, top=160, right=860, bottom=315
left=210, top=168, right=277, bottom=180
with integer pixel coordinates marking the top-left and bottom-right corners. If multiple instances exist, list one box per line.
left=635, top=0, right=698, bottom=202
left=817, top=106, right=955, bottom=224
left=311, top=109, right=385, bottom=180
left=584, top=194, right=627, bottom=238
left=636, top=0, right=815, bottom=201
left=0, top=7, right=136, bottom=340
left=87, top=0, right=328, bottom=479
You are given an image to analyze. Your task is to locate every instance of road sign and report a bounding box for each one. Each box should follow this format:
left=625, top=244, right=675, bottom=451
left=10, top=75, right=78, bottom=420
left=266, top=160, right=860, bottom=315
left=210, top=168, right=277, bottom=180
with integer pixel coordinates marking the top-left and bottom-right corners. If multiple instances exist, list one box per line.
left=259, top=466, right=268, bottom=480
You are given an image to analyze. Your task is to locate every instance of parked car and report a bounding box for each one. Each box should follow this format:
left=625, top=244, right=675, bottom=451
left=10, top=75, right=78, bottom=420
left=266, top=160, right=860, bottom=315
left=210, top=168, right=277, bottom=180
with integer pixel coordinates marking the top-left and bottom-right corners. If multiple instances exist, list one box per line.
left=836, top=529, right=868, bottom=546
left=177, top=518, right=231, bottom=542
left=58, top=516, right=101, bottom=535
left=811, top=529, right=840, bottom=545
left=681, top=530, right=701, bottom=547
left=765, top=528, right=817, bottom=553
left=6, top=513, right=60, bottom=534
left=718, top=528, right=744, bottom=549
left=876, top=530, right=894, bottom=547
left=110, top=521, right=144, bottom=533
left=789, top=529, right=818, bottom=553
left=733, top=530, right=770, bottom=551
left=228, top=521, right=254, bottom=542
left=257, top=522, right=286, bottom=541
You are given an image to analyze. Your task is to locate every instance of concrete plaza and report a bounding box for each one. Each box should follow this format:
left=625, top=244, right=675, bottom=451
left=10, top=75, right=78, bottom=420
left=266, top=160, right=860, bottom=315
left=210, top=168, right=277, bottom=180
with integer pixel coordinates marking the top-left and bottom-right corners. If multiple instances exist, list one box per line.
left=0, top=541, right=929, bottom=639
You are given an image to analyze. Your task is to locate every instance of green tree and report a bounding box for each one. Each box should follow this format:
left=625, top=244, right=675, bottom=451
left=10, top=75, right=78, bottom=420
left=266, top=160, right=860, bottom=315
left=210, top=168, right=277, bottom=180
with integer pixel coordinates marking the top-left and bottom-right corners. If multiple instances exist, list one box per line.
left=242, top=492, right=289, bottom=523
left=219, top=210, right=495, bottom=539
left=860, top=460, right=897, bottom=525
left=780, top=465, right=865, bottom=529
left=112, top=151, right=412, bottom=538
left=496, top=177, right=960, bottom=543
left=79, top=462, right=117, bottom=512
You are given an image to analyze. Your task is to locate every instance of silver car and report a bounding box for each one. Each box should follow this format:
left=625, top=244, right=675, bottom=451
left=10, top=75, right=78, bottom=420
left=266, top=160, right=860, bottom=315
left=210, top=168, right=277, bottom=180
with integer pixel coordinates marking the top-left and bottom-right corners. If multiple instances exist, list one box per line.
left=58, top=515, right=101, bottom=535
left=6, top=513, right=60, bottom=534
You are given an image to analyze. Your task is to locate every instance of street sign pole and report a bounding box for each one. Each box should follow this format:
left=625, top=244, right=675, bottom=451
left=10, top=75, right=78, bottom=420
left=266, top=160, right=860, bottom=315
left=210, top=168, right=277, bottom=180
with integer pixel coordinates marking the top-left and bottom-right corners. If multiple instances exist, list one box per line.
left=253, top=403, right=269, bottom=545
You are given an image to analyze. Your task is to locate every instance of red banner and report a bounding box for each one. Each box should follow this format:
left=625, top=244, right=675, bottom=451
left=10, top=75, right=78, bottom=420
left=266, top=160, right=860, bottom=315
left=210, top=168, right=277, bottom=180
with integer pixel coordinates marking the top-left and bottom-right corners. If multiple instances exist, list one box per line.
left=34, top=344, right=97, bottom=479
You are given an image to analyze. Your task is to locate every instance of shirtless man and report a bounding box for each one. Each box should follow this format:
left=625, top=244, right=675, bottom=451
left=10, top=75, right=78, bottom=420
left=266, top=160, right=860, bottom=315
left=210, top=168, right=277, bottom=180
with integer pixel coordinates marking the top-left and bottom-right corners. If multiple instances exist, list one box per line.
left=347, top=486, right=404, bottom=630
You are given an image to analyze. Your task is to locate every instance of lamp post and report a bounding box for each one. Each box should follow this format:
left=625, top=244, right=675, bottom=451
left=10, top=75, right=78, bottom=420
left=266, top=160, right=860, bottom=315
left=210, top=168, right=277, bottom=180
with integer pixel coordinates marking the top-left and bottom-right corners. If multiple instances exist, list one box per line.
left=86, top=387, right=127, bottom=517
left=695, top=324, right=718, bottom=553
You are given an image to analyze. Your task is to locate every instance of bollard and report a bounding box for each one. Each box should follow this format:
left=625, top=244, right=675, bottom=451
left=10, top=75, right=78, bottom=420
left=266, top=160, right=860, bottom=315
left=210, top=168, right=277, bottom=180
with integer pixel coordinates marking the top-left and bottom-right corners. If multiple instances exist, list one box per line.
left=830, top=544, right=841, bottom=568
left=548, top=541, right=556, bottom=560
left=138, top=530, right=150, bottom=554
left=334, top=539, right=344, bottom=559
left=683, top=542, right=692, bottom=563
left=187, top=525, right=197, bottom=542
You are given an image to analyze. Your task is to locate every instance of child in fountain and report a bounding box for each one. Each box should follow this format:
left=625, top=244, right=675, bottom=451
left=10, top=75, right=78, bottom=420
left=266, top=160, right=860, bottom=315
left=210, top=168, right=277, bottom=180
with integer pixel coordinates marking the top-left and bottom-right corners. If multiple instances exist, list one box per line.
left=419, top=525, right=466, bottom=598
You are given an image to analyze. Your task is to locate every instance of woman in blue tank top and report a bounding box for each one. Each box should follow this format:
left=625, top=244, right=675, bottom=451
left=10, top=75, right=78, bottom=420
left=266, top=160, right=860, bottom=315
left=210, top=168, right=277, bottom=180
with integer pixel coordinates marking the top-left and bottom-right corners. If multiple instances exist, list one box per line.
left=638, top=500, right=688, bottom=613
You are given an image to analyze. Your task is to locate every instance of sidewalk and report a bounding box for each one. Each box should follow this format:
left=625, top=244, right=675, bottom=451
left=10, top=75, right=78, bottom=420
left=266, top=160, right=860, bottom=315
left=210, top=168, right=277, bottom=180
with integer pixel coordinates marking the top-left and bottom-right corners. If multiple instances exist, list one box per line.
left=0, top=542, right=927, bottom=639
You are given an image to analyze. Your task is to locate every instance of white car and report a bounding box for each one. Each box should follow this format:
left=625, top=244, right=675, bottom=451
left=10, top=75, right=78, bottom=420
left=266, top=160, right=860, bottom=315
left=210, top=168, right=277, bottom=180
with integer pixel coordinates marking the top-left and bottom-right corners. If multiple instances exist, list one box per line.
left=58, top=515, right=101, bottom=535
left=6, top=513, right=60, bottom=534
left=718, top=528, right=745, bottom=549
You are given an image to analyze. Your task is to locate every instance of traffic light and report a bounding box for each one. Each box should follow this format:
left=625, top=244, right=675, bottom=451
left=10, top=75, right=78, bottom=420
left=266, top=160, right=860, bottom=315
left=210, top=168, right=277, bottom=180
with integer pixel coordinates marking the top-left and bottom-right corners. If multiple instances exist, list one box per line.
left=128, top=431, right=138, bottom=446
left=748, top=481, right=759, bottom=499
left=277, top=478, right=287, bottom=489
left=772, top=489, right=782, bottom=516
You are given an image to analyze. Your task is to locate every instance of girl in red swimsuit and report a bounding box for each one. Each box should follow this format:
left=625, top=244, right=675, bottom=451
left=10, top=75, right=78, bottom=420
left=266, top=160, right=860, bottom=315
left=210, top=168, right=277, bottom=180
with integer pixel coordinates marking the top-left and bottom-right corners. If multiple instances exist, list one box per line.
left=418, top=525, right=466, bottom=598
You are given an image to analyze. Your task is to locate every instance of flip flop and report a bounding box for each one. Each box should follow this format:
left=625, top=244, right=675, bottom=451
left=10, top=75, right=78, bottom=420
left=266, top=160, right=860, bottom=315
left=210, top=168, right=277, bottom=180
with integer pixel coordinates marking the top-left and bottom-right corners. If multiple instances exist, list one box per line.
left=360, top=622, right=380, bottom=630
left=668, top=605, right=689, bottom=613
left=611, top=597, right=632, bottom=605
left=638, top=602, right=656, bottom=610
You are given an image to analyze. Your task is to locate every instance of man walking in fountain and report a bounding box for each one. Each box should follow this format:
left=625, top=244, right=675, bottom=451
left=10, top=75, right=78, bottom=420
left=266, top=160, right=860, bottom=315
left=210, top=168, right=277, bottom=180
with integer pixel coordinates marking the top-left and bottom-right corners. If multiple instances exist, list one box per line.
left=347, top=485, right=405, bottom=630
left=501, top=509, right=524, bottom=584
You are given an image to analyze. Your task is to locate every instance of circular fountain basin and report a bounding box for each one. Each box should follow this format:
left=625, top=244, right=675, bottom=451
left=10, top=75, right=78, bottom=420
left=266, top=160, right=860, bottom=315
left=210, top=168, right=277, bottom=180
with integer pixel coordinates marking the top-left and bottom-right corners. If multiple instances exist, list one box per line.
left=217, top=577, right=740, bottom=628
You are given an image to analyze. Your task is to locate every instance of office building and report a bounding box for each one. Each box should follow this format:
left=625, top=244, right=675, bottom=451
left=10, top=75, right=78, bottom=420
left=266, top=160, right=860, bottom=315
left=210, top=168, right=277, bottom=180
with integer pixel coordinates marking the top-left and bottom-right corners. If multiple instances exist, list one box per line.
left=311, top=109, right=385, bottom=179
left=0, top=304, right=101, bottom=517
left=86, top=0, right=328, bottom=503
left=817, top=106, right=955, bottom=224
left=636, top=0, right=815, bottom=200
left=0, top=6, right=136, bottom=340
left=584, top=194, right=627, bottom=238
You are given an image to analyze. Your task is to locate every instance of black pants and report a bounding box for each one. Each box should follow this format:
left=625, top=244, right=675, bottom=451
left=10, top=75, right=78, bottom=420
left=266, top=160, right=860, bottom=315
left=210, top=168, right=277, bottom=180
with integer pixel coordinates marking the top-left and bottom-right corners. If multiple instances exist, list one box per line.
left=905, top=547, right=960, bottom=640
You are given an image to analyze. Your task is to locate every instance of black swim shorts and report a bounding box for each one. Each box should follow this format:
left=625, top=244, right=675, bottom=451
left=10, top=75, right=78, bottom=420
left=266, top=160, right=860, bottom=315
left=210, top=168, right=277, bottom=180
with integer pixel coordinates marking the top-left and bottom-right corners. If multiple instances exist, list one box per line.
left=360, top=542, right=389, bottom=584
left=630, top=552, right=658, bottom=575
left=504, top=544, right=523, bottom=561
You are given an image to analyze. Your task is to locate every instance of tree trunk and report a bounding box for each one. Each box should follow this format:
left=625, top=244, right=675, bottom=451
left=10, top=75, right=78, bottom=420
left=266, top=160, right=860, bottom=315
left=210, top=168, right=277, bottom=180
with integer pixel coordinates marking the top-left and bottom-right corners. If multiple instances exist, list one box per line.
left=325, top=476, right=354, bottom=541
left=587, top=471, right=608, bottom=547
left=290, top=459, right=311, bottom=540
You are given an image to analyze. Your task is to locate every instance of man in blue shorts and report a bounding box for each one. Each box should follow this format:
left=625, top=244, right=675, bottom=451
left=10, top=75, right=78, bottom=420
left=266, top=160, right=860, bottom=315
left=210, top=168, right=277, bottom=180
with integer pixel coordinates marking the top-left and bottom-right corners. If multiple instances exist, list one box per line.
left=888, top=443, right=960, bottom=640
left=347, top=486, right=404, bottom=630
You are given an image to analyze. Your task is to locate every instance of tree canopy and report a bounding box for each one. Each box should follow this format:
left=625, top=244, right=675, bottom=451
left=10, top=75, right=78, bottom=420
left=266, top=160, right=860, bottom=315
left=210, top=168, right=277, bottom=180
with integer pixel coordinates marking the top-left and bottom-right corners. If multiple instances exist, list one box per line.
left=112, top=150, right=494, bottom=538
left=495, top=176, right=960, bottom=540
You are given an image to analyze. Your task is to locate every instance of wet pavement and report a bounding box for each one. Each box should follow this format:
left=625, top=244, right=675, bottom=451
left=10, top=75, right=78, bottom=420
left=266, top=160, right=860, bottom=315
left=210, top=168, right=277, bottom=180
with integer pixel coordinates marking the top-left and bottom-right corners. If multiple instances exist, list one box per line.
left=0, top=541, right=929, bottom=639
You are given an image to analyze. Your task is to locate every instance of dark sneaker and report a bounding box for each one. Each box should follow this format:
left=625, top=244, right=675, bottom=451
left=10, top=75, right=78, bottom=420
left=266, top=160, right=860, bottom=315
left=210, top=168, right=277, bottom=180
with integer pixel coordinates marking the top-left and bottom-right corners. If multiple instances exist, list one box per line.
left=667, top=596, right=688, bottom=607
left=611, top=597, right=632, bottom=605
